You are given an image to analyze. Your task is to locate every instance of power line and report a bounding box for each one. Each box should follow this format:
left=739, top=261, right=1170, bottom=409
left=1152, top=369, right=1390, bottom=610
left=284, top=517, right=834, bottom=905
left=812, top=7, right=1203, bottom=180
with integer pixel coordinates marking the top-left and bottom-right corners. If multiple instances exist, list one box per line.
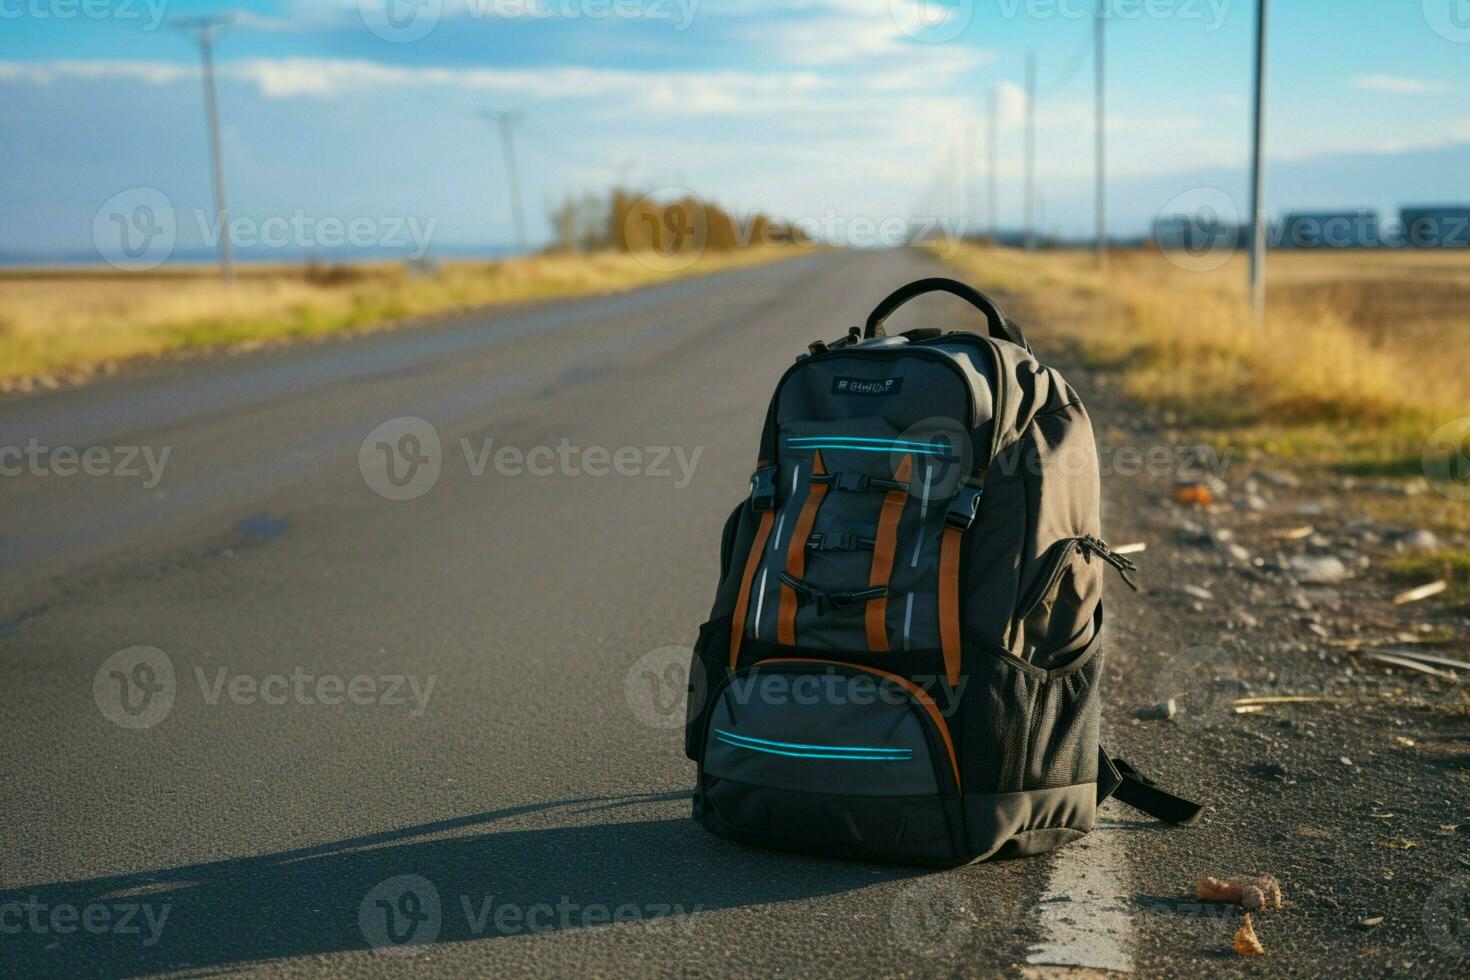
left=1095, top=0, right=1107, bottom=264
left=1024, top=50, right=1037, bottom=252
left=172, top=14, right=235, bottom=283
left=482, top=110, right=527, bottom=255
left=987, top=86, right=998, bottom=241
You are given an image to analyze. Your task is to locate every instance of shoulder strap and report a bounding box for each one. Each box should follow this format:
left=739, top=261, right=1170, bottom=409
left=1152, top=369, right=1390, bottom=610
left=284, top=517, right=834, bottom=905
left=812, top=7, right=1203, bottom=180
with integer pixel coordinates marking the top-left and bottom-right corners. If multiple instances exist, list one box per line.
left=1097, top=746, right=1203, bottom=826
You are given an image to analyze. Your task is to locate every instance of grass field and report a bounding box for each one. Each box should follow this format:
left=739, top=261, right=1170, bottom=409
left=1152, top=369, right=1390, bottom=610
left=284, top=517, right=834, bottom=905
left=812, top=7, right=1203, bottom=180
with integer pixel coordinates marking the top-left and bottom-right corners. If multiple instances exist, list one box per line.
left=944, top=244, right=1470, bottom=470
left=945, top=243, right=1470, bottom=603
left=0, top=246, right=807, bottom=391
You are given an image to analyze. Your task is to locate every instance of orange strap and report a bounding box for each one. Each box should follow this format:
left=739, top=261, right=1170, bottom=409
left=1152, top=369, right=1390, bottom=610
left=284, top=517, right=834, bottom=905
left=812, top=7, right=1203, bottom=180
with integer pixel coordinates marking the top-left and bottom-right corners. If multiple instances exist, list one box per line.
left=777, top=451, right=827, bottom=646
left=865, top=454, right=913, bottom=651
left=729, top=508, right=775, bottom=668
left=939, top=525, right=963, bottom=685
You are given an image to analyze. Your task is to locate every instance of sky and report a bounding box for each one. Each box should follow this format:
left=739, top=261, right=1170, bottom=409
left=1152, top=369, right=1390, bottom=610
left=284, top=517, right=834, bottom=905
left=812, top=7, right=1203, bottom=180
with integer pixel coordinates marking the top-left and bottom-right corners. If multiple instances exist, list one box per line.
left=0, top=0, right=1467, bottom=258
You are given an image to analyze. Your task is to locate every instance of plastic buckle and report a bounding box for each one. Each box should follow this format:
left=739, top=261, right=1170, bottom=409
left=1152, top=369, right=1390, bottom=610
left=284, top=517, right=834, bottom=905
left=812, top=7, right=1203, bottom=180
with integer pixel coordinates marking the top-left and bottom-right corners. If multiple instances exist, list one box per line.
left=944, top=480, right=985, bottom=530
left=830, top=472, right=870, bottom=493
left=750, top=466, right=777, bottom=511
left=808, top=531, right=857, bottom=552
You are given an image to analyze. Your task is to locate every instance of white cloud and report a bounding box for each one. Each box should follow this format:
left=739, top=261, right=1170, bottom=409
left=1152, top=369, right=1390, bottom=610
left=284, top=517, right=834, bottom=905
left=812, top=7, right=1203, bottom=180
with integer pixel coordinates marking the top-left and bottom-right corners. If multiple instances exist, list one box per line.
left=1351, top=75, right=1450, bottom=95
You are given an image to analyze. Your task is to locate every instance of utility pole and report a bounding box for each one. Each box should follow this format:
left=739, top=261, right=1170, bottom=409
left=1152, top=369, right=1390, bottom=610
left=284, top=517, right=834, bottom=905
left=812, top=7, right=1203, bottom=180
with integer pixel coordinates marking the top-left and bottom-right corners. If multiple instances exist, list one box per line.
left=1024, top=50, right=1037, bottom=252
left=1248, top=0, right=1269, bottom=319
left=483, top=110, right=527, bottom=254
left=987, top=87, right=999, bottom=242
left=173, top=14, right=235, bottom=283
left=964, top=122, right=976, bottom=237
left=1095, top=1, right=1107, bottom=265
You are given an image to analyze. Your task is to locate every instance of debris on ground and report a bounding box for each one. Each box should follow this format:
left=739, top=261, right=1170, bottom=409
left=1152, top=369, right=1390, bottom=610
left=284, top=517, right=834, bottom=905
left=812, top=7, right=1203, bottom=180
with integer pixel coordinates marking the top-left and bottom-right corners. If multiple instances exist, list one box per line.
left=1361, top=651, right=1461, bottom=681
left=1289, top=554, right=1350, bottom=584
left=1196, top=874, right=1283, bottom=910
left=1234, top=913, right=1265, bottom=956
left=1274, top=525, right=1315, bottom=540
left=1137, top=698, right=1177, bottom=721
left=1393, top=580, right=1447, bottom=605
left=1395, top=529, right=1442, bottom=553
left=1357, top=916, right=1384, bottom=929
left=1171, top=484, right=1214, bottom=506
left=1112, top=541, right=1147, bottom=556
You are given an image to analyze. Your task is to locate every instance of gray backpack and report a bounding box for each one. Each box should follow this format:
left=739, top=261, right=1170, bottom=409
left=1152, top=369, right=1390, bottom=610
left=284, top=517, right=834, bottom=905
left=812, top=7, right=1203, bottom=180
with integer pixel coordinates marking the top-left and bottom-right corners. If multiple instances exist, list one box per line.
left=686, top=278, right=1200, bottom=865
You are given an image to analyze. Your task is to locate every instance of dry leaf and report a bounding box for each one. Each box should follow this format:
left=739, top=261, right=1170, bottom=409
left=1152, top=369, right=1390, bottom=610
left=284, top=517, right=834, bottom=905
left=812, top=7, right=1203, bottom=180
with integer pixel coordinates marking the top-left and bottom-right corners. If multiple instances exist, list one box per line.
left=1172, top=484, right=1214, bottom=506
left=1235, top=913, right=1265, bottom=956
left=1196, top=874, right=1283, bottom=910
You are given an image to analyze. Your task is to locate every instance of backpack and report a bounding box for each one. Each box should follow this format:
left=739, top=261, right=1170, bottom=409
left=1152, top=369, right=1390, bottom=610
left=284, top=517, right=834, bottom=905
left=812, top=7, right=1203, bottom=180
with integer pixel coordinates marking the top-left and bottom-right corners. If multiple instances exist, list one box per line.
left=685, top=277, right=1201, bottom=866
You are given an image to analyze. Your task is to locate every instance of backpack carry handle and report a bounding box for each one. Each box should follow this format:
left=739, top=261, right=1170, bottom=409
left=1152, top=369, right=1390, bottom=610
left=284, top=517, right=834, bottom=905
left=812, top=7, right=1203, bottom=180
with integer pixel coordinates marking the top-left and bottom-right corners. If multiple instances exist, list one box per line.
left=864, top=277, right=1030, bottom=350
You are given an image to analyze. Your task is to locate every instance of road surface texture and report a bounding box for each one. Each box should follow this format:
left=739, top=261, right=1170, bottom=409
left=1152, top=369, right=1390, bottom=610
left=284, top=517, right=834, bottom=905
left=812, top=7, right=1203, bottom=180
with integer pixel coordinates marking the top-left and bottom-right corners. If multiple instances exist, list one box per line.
left=2, top=249, right=1466, bottom=977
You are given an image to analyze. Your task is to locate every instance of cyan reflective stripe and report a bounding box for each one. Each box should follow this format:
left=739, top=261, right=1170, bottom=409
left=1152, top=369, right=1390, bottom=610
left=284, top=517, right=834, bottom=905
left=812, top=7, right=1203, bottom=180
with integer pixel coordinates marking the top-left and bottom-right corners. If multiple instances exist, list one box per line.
left=715, top=735, right=911, bottom=761
left=713, top=728, right=912, bottom=759
left=785, top=441, right=948, bottom=457
left=788, top=436, right=944, bottom=451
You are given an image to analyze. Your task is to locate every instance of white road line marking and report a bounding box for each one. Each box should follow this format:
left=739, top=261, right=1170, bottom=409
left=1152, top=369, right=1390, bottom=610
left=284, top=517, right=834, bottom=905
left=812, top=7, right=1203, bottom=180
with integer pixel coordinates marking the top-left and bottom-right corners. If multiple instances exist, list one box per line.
left=1024, top=804, right=1134, bottom=974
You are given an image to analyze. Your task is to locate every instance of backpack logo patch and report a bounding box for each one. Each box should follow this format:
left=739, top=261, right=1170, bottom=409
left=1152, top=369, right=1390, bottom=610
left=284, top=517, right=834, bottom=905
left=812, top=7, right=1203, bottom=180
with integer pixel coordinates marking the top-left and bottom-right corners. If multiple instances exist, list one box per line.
left=832, top=376, right=903, bottom=396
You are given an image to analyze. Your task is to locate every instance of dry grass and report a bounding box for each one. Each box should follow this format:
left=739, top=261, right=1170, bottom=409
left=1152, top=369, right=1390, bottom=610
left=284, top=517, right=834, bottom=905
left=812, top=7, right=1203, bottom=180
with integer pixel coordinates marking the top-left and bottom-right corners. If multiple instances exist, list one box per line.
left=0, top=246, right=807, bottom=388
left=943, top=245, right=1470, bottom=473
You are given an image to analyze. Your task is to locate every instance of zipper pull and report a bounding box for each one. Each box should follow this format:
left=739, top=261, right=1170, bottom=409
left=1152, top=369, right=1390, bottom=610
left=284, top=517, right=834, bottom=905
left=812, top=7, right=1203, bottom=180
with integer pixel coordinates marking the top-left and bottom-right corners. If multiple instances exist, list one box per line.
left=1082, top=536, right=1139, bottom=592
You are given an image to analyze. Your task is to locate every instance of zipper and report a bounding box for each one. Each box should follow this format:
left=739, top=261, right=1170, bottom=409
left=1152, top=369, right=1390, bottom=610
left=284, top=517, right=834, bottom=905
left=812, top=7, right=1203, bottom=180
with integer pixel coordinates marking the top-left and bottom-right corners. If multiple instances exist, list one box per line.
left=1079, top=535, right=1139, bottom=591
left=700, top=659, right=961, bottom=794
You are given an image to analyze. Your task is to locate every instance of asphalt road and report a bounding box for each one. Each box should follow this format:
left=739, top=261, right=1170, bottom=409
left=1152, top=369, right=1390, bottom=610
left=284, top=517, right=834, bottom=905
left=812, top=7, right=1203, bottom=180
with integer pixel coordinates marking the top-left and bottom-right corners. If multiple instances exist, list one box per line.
left=2, top=248, right=1466, bottom=978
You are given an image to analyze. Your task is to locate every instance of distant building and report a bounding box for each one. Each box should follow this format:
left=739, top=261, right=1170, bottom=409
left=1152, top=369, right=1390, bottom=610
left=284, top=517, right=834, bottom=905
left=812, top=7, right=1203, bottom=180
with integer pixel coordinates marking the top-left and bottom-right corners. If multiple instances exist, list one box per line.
left=1400, top=206, right=1470, bottom=247
left=1279, top=210, right=1378, bottom=248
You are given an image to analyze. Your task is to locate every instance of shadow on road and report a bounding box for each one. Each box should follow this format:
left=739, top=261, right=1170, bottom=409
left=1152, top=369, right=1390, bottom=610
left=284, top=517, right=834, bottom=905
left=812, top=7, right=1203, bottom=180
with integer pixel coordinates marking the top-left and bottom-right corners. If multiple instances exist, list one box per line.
left=1, top=791, right=915, bottom=977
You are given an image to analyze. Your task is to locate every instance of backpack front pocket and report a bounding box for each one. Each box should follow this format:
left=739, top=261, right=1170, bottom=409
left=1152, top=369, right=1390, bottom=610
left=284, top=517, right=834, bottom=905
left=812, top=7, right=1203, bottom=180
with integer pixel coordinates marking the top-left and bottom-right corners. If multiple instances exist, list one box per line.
left=695, top=660, right=965, bottom=864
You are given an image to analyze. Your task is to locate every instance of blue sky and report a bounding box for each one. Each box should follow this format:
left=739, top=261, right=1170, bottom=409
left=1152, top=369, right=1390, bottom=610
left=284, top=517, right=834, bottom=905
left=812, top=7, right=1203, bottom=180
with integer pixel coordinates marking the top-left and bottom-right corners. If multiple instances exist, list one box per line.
left=1, top=0, right=1467, bottom=257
